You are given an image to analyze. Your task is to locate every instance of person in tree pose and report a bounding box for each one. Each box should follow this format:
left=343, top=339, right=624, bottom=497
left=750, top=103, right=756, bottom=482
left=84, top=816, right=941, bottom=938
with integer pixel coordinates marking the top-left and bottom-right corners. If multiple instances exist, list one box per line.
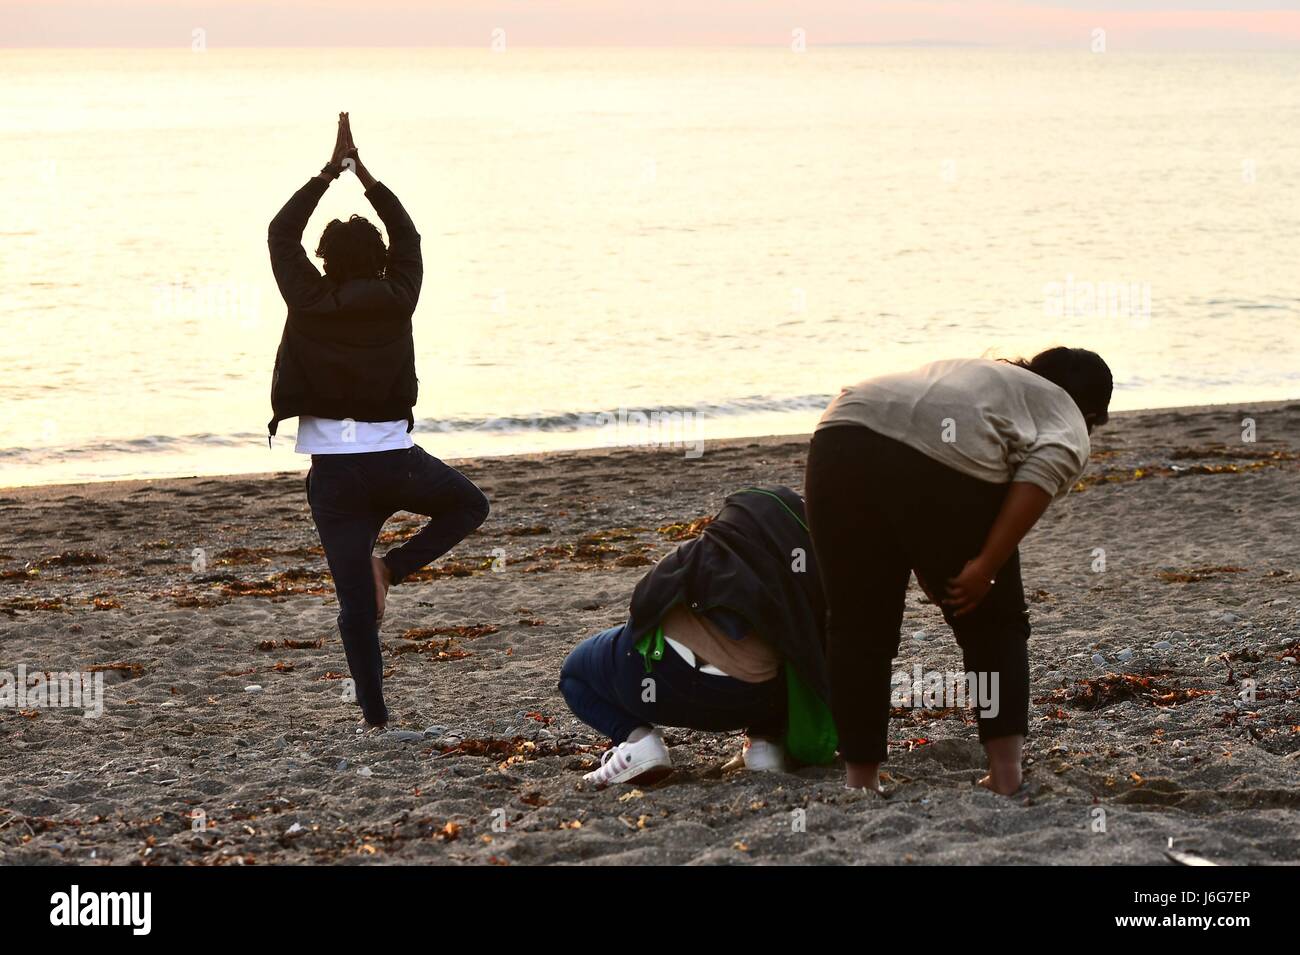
left=267, top=113, right=489, bottom=728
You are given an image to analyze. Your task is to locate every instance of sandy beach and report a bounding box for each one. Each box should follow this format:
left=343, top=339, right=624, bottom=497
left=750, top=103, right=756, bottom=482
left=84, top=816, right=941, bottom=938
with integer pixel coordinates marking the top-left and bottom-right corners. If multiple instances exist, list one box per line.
left=1, top=399, right=1298, bottom=866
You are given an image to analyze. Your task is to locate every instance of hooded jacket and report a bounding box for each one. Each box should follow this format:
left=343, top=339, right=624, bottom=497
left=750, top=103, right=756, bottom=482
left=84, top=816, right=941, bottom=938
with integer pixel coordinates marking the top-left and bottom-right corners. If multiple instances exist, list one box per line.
left=626, top=485, right=830, bottom=704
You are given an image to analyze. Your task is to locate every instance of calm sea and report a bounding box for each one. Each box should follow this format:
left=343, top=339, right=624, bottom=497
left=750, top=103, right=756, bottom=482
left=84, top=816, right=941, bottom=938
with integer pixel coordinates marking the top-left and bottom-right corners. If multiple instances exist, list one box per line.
left=2, top=47, right=1298, bottom=486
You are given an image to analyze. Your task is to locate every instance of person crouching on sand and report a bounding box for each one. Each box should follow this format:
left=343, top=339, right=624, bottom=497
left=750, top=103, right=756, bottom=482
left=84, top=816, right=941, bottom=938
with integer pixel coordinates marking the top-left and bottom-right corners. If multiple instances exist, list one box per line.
left=266, top=113, right=489, bottom=728
left=804, top=348, right=1112, bottom=795
left=559, top=485, right=838, bottom=788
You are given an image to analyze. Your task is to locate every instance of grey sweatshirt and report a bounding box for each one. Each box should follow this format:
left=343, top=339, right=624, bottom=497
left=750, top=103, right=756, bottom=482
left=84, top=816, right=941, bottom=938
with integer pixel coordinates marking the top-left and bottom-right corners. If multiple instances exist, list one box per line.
left=817, top=358, right=1091, bottom=500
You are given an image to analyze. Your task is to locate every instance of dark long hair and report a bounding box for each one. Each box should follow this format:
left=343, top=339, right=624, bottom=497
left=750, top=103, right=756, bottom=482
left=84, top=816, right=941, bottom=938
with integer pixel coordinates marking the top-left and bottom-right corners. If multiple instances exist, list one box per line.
left=1005, top=347, right=1113, bottom=430
left=315, top=215, right=387, bottom=284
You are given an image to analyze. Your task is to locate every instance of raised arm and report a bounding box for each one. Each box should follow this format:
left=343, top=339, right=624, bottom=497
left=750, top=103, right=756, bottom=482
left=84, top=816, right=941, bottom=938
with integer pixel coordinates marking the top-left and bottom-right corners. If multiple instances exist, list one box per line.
left=267, top=178, right=333, bottom=312
left=267, top=113, right=353, bottom=313
left=343, top=118, right=423, bottom=310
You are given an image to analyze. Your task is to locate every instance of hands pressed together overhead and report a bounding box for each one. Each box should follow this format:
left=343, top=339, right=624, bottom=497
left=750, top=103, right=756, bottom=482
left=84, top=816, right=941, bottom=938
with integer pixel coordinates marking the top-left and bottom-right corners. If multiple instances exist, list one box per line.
left=320, top=112, right=376, bottom=189
left=329, top=111, right=353, bottom=168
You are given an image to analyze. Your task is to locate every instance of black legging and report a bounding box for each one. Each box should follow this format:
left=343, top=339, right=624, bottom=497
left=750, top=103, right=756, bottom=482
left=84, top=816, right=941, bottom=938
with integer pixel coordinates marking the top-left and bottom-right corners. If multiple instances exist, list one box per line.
left=804, top=424, right=1031, bottom=763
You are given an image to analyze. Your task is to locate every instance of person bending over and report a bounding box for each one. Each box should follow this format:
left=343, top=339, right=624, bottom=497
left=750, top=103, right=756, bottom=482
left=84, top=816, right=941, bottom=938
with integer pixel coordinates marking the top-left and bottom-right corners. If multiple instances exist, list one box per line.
left=559, top=485, right=837, bottom=788
left=805, top=348, right=1112, bottom=795
left=267, top=113, right=489, bottom=728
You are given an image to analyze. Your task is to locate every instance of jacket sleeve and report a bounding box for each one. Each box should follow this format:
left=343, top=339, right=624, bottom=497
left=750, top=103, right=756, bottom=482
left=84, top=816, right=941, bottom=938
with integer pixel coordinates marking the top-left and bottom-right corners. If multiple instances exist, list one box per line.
left=267, top=177, right=338, bottom=314
left=364, top=182, right=423, bottom=312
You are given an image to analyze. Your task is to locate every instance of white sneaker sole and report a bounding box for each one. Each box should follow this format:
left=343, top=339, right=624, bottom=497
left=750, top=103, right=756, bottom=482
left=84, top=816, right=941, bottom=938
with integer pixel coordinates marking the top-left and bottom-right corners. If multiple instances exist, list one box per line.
left=586, top=756, right=672, bottom=788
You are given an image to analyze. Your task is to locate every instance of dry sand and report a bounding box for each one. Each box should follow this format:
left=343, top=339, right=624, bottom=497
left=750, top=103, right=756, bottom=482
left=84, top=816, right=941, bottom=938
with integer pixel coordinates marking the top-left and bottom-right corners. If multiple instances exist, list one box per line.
left=1, top=400, right=1298, bottom=865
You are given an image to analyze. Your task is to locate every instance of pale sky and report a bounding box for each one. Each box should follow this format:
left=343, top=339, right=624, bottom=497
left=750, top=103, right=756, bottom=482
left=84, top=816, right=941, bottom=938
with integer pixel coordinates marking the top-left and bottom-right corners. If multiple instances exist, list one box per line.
left=4, top=0, right=1300, bottom=49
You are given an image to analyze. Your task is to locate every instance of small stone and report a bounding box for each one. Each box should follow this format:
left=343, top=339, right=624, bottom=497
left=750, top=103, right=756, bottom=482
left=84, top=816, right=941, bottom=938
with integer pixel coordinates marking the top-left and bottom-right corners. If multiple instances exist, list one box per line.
left=1283, top=657, right=1297, bottom=666
left=1169, top=631, right=1186, bottom=641
left=286, top=822, right=304, bottom=835
left=244, top=685, right=263, bottom=694
left=913, top=630, right=927, bottom=642
left=336, top=759, right=348, bottom=771
left=1091, top=653, right=1107, bottom=667
left=385, top=730, right=423, bottom=743
left=1117, top=648, right=1135, bottom=662
left=1153, top=640, right=1173, bottom=650
left=422, top=725, right=449, bottom=738
left=1045, top=670, right=1063, bottom=682
left=1220, top=612, right=1239, bottom=624
left=357, top=766, right=373, bottom=778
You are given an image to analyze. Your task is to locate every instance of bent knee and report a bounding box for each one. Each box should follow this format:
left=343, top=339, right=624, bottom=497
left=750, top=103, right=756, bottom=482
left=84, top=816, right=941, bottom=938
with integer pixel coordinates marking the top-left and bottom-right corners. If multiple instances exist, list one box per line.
left=557, top=673, right=580, bottom=707
left=950, top=611, right=1031, bottom=648
left=472, top=488, right=490, bottom=527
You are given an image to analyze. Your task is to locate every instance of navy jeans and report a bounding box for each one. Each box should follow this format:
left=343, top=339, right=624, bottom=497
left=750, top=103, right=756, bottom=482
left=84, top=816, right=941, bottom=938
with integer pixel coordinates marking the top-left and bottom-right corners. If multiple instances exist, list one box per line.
left=306, top=444, right=490, bottom=725
left=559, top=623, right=786, bottom=744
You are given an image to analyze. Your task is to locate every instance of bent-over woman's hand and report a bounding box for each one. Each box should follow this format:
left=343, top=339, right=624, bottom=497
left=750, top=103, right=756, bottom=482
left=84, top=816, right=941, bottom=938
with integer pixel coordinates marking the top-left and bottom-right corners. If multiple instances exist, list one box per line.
left=944, top=556, right=997, bottom=618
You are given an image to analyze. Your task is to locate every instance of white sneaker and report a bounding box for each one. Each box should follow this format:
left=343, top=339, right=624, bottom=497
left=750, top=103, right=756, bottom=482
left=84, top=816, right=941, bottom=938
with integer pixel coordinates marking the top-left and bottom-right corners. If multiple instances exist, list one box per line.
left=583, top=730, right=672, bottom=788
left=742, top=736, right=786, bottom=772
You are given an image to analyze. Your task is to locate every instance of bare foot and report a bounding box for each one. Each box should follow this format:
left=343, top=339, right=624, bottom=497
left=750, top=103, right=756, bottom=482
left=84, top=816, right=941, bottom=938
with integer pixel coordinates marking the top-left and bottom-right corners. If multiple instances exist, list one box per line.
left=977, top=773, right=1025, bottom=797
left=371, top=555, right=392, bottom=623
left=980, top=735, right=1025, bottom=796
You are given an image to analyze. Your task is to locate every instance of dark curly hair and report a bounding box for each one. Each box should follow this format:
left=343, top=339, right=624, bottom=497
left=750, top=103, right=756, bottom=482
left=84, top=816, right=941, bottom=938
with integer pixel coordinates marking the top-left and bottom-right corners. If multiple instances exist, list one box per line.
left=315, top=215, right=387, bottom=283
left=1005, top=346, right=1113, bottom=432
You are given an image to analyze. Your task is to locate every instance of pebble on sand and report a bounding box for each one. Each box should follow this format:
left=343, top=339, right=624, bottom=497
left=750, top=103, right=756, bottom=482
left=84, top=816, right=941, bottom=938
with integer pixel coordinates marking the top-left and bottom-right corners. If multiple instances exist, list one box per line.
left=1153, top=640, right=1173, bottom=650
left=1117, top=648, right=1135, bottom=662
left=1091, top=653, right=1107, bottom=667
left=244, top=685, right=263, bottom=693
left=913, top=630, right=927, bottom=642
left=385, top=730, right=424, bottom=743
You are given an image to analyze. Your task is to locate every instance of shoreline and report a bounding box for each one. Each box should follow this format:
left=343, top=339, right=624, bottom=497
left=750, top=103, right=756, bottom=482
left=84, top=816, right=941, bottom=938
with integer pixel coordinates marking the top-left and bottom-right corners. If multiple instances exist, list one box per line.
left=5, top=396, right=1297, bottom=495
left=1, top=398, right=1297, bottom=864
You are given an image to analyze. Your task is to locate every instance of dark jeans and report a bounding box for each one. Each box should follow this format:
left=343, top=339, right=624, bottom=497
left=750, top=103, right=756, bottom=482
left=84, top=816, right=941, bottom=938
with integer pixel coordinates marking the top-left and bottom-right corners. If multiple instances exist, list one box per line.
left=804, top=424, right=1031, bottom=763
left=306, top=444, right=490, bottom=725
left=559, top=623, right=786, bottom=745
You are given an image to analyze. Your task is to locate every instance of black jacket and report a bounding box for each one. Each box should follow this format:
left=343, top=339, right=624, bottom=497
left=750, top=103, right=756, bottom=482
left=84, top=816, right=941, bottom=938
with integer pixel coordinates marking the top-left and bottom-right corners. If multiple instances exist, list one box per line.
left=266, top=178, right=423, bottom=437
left=626, top=485, right=830, bottom=703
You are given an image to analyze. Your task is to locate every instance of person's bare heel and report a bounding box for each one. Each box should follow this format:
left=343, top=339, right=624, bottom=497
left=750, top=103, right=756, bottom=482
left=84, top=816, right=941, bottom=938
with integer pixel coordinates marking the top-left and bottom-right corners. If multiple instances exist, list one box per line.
left=979, top=734, right=1025, bottom=796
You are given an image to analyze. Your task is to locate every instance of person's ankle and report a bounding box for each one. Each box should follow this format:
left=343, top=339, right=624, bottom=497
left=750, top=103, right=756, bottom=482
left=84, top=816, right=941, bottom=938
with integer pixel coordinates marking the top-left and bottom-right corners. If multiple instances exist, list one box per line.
left=845, top=760, right=882, bottom=791
left=984, top=763, right=1022, bottom=795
